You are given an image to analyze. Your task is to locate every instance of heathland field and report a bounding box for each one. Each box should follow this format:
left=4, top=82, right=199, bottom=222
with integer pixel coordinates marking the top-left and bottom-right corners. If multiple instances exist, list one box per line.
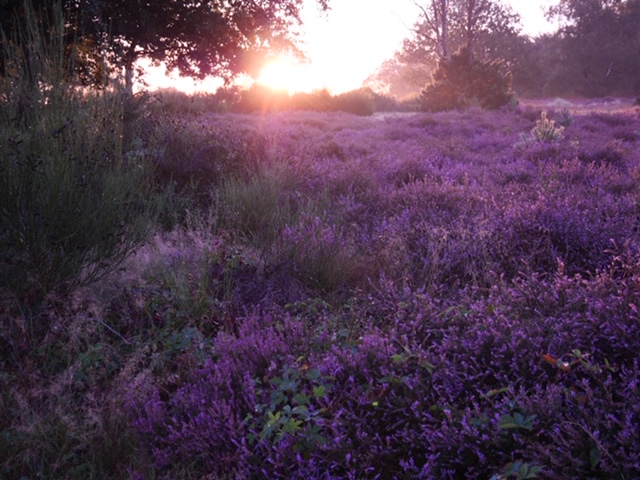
left=2, top=101, right=640, bottom=479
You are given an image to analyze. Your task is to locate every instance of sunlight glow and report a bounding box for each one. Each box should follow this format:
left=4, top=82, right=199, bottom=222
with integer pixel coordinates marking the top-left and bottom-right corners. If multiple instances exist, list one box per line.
left=138, top=0, right=559, bottom=95
left=258, top=57, right=313, bottom=94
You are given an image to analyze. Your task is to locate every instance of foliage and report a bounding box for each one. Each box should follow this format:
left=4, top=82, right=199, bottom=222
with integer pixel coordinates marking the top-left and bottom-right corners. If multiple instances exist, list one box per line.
left=1, top=0, right=330, bottom=92
left=0, top=0, right=162, bottom=300
left=420, top=47, right=515, bottom=111
left=236, top=83, right=291, bottom=113
left=289, top=89, right=335, bottom=112
left=234, top=86, right=376, bottom=116
left=380, top=0, right=640, bottom=99
left=546, top=0, right=640, bottom=97
left=278, top=214, right=370, bottom=293
left=520, top=111, right=565, bottom=144
left=4, top=106, right=640, bottom=478
left=399, top=0, right=521, bottom=72
left=128, top=246, right=640, bottom=477
left=332, top=88, right=376, bottom=116
left=365, top=57, right=432, bottom=99
left=148, top=88, right=235, bottom=115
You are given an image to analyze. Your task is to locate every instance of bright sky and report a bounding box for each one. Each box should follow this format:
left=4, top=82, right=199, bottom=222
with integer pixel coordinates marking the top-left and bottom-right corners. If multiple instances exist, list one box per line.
left=140, top=0, right=559, bottom=95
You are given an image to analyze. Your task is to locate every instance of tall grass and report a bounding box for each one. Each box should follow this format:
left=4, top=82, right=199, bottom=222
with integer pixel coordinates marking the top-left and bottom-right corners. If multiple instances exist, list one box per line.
left=0, top=1, right=162, bottom=301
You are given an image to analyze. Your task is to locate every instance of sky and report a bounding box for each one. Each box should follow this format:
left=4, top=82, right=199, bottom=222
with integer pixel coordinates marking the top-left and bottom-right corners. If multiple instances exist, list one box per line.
left=141, top=0, right=559, bottom=95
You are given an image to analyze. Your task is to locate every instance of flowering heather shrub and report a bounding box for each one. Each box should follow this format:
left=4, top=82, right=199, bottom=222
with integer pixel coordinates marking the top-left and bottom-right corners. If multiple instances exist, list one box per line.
left=127, top=314, right=319, bottom=476
left=129, top=248, right=640, bottom=478
left=140, top=115, right=270, bottom=192
left=277, top=214, right=370, bottom=293
left=12, top=103, right=640, bottom=478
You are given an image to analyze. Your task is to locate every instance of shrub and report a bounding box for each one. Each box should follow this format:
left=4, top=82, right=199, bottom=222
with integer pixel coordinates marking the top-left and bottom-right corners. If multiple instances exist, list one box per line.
left=236, top=84, right=290, bottom=113
left=277, top=214, right=370, bottom=293
left=148, top=88, right=229, bottom=115
left=332, top=88, right=375, bottom=116
left=0, top=1, right=162, bottom=300
left=529, top=111, right=565, bottom=143
left=290, top=89, right=334, bottom=112
left=217, top=163, right=303, bottom=244
left=420, top=48, right=515, bottom=112
left=129, top=249, right=640, bottom=478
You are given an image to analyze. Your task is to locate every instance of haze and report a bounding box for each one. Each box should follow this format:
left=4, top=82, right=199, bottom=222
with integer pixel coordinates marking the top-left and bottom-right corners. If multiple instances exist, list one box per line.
left=142, top=0, right=559, bottom=94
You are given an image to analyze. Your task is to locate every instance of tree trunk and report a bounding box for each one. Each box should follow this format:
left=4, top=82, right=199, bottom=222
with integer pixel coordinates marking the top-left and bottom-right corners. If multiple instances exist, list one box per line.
left=466, top=0, right=476, bottom=62
left=440, top=0, right=449, bottom=59
left=123, top=42, right=138, bottom=95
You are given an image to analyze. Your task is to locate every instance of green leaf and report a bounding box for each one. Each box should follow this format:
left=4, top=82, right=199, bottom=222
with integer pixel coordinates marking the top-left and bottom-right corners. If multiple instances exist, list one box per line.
left=282, top=418, right=302, bottom=434
left=498, top=415, right=520, bottom=430
left=590, top=446, right=601, bottom=468
left=485, top=386, right=509, bottom=398
left=291, top=405, right=310, bottom=418
left=305, top=368, right=321, bottom=382
left=420, top=361, right=435, bottom=374
left=391, top=353, right=405, bottom=364
left=266, top=411, right=281, bottom=426
left=313, top=385, right=326, bottom=398
left=293, top=393, right=310, bottom=406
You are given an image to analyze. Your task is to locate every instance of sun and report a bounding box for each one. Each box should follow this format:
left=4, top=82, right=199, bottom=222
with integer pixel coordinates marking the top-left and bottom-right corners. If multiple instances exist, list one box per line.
left=257, top=57, right=314, bottom=94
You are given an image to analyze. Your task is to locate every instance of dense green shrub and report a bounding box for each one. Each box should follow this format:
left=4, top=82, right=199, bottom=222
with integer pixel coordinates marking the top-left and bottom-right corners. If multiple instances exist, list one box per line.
left=0, top=1, right=162, bottom=300
left=333, top=88, right=375, bottom=116
left=420, top=48, right=515, bottom=112
left=290, top=89, right=334, bottom=112
left=236, top=84, right=290, bottom=113
left=148, top=88, right=233, bottom=115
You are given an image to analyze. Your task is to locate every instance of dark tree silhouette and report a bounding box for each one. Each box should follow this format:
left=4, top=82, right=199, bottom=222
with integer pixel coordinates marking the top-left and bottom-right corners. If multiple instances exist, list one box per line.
left=1, top=0, right=330, bottom=91
left=546, top=0, right=640, bottom=96
left=407, top=0, right=519, bottom=64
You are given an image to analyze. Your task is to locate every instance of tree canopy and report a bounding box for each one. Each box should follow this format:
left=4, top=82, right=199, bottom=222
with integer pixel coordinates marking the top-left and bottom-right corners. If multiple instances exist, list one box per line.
left=546, top=0, right=640, bottom=96
left=369, top=0, right=640, bottom=100
left=1, top=0, right=330, bottom=91
left=368, top=0, right=520, bottom=99
left=406, top=0, right=520, bottom=64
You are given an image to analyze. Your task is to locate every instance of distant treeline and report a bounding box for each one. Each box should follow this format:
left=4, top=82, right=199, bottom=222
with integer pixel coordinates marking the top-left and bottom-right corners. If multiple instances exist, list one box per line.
left=367, top=0, right=640, bottom=100
left=147, top=86, right=411, bottom=116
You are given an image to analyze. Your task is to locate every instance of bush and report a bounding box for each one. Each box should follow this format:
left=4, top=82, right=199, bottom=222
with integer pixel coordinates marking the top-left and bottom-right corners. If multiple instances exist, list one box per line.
left=0, top=2, right=162, bottom=300
left=528, top=111, right=565, bottom=143
left=420, top=48, right=515, bottom=112
left=290, top=89, right=334, bottom=112
left=129, top=246, right=640, bottom=478
left=236, top=84, right=290, bottom=113
left=333, top=88, right=375, bottom=116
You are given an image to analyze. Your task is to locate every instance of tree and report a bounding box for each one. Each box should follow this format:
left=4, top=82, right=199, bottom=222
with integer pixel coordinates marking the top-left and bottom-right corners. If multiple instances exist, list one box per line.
left=407, top=0, right=519, bottom=64
left=364, top=57, right=432, bottom=99
left=419, top=46, right=514, bottom=111
left=403, top=0, right=519, bottom=107
left=453, top=0, right=518, bottom=61
left=2, top=0, right=330, bottom=92
left=545, top=0, right=640, bottom=96
left=413, top=0, right=451, bottom=61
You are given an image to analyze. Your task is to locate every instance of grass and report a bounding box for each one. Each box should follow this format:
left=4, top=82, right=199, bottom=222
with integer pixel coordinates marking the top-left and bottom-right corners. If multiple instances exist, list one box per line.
left=3, top=102, right=640, bottom=478
left=3, top=6, right=640, bottom=477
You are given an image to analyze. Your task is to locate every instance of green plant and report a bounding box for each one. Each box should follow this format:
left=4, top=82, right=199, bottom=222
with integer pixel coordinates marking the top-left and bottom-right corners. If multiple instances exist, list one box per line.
left=557, top=108, right=574, bottom=128
left=333, top=88, right=376, bottom=116
left=243, top=363, right=331, bottom=455
left=490, top=461, right=543, bottom=479
left=420, top=48, right=515, bottom=112
left=0, top=1, right=163, bottom=301
left=218, top=164, right=302, bottom=244
left=498, top=412, right=538, bottom=431
left=529, top=111, right=565, bottom=143
left=279, top=214, right=370, bottom=293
